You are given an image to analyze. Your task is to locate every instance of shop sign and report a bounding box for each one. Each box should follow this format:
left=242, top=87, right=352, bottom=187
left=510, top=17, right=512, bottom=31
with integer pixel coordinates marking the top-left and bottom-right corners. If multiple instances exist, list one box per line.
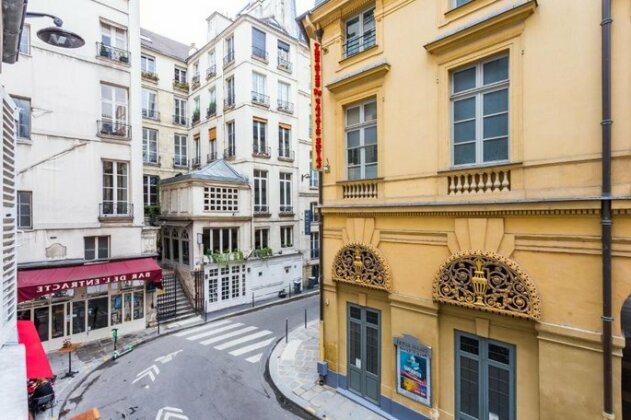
left=34, top=271, right=155, bottom=294
left=313, top=41, right=322, bottom=169
left=394, top=334, right=432, bottom=406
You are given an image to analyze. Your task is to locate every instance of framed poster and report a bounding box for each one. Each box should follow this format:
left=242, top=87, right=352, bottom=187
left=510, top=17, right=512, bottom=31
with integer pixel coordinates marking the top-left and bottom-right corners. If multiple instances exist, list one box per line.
left=394, top=334, right=432, bottom=406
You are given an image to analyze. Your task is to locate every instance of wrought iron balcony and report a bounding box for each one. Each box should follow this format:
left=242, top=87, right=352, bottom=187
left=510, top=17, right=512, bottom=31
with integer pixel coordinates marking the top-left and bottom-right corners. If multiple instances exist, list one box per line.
left=143, top=155, right=160, bottom=166
left=192, top=110, right=201, bottom=125
left=277, top=57, right=292, bottom=73
left=99, top=201, right=133, bottom=218
left=206, top=65, right=216, bottom=79
left=173, top=114, right=189, bottom=126
left=251, top=91, right=270, bottom=107
left=97, top=119, right=130, bottom=139
left=252, top=144, right=271, bottom=158
left=141, top=71, right=159, bottom=82
left=224, top=147, right=236, bottom=160
left=223, top=51, right=235, bottom=67
left=191, top=73, right=200, bottom=89
left=191, top=156, right=201, bottom=168
left=142, top=108, right=160, bottom=120
left=207, top=152, right=218, bottom=163
left=344, top=30, right=376, bottom=58
left=173, top=156, right=188, bottom=168
left=206, top=102, right=217, bottom=118
left=96, top=42, right=130, bottom=64
left=251, top=46, right=268, bottom=62
left=310, top=249, right=320, bottom=260
left=278, top=149, right=295, bottom=161
left=254, top=204, right=269, bottom=215
left=279, top=205, right=294, bottom=215
left=224, top=97, right=235, bottom=110
left=277, top=100, right=294, bottom=114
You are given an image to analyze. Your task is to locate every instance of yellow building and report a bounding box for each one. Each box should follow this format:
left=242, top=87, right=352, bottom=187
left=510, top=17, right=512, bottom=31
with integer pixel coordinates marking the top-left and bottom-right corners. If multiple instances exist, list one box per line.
left=300, top=0, right=631, bottom=419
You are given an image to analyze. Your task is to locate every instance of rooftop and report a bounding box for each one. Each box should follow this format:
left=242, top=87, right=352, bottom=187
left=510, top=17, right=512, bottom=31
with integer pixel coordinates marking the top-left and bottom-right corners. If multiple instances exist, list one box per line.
left=161, top=159, right=249, bottom=186
left=140, top=28, right=190, bottom=62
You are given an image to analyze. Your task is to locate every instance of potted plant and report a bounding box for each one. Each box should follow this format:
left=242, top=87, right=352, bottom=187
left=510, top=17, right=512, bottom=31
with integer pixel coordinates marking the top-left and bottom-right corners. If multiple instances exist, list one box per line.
left=62, top=338, right=72, bottom=349
left=192, top=108, right=200, bottom=124
left=232, top=249, right=244, bottom=263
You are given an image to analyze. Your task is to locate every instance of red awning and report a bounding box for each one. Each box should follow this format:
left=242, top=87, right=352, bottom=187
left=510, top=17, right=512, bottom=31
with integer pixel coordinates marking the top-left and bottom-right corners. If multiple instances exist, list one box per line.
left=18, top=257, right=163, bottom=302
left=17, top=320, right=53, bottom=379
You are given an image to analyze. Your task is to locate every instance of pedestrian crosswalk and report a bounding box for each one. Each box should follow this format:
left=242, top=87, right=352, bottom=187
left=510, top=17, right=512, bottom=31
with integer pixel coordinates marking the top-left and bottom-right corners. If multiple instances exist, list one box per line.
left=174, top=320, right=276, bottom=363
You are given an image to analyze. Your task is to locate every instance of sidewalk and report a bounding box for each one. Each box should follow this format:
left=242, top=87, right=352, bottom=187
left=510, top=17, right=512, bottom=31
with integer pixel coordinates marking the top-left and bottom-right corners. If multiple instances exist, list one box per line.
left=268, top=321, right=386, bottom=420
left=43, top=289, right=318, bottom=419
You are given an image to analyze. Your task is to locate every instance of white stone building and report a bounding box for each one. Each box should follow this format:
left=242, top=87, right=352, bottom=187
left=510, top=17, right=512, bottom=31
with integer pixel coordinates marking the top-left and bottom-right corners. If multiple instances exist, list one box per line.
left=158, top=0, right=319, bottom=312
left=3, top=0, right=161, bottom=351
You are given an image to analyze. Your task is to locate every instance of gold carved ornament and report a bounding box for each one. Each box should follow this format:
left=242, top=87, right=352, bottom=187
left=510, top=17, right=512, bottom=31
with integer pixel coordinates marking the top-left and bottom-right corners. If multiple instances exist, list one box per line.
left=433, top=251, right=541, bottom=321
left=332, top=243, right=392, bottom=292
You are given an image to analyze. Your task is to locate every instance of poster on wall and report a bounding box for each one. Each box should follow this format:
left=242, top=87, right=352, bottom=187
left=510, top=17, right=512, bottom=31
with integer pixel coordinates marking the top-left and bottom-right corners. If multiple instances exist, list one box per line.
left=394, top=334, right=432, bottom=407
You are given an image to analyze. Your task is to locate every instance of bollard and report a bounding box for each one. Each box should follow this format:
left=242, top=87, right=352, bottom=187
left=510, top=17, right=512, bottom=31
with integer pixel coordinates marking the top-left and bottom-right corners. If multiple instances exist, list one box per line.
left=305, top=308, right=307, bottom=328
left=157, top=317, right=160, bottom=335
left=285, top=319, right=288, bottom=343
left=252, top=292, right=255, bottom=307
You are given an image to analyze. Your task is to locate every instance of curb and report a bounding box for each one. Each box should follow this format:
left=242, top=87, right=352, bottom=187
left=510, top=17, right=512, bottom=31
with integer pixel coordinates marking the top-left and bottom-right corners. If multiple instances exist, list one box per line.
left=58, top=289, right=319, bottom=417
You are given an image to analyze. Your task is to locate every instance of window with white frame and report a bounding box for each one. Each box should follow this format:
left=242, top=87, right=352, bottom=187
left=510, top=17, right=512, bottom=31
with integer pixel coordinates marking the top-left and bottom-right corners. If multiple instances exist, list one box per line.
left=208, top=86, right=217, bottom=115
left=254, top=228, right=269, bottom=250
left=102, top=161, right=128, bottom=215
left=204, top=186, right=238, bottom=212
left=278, top=81, right=290, bottom=111
left=19, top=25, right=30, bottom=55
left=279, top=173, right=292, bottom=213
left=221, top=269, right=230, bottom=300
left=252, top=27, right=267, bottom=60
left=309, top=151, right=319, bottom=188
left=17, top=191, right=32, bottom=229
left=451, top=55, right=509, bottom=166
left=101, top=22, right=127, bottom=50
left=143, top=128, right=158, bottom=164
left=12, top=96, right=30, bottom=139
left=202, top=227, right=239, bottom=254
left=208, top=50, right=216, bottom=68
left=141, top=54, right=156, bottom=74
left=344, top=8, right=375, bottom=58
left=231, top=266, right=240, bottom=298
left=279, top=125, right=291, bottom=158
left=225, top=77, right=235, bottom=106
left=84, top=236, right=109, bottom=260
left=252, top=72, right=267, bottom=104
left=225, top=36, right=235, bottom=63
left=253, top=169, right=268, bottom=213
left=280, top=226, right=293, bottom=248
left=310, top=201, right=320, bottom=222
left=226, top=121, right=236, bottom=156
left=310, top=231, right=320, bottom=259
left=174, top=97, right=187, bottom=125
left=174, top=134, right=187, bottom=166
left=253, top=119, right=267, bottom=154
left=193, top=96, right=200, bottom=122
left=174, top=67, right=187, bottom=83
left=346, top=99, right=377, bottom=180
left=142, top=89, right=157, bottom=119
left=194, top=134, right=201, bottom=162
left=101, top=84, right=128, bottom=133
left=143, top=175, right=159, bottom=206
left=277, top=40, right=290, bottom=65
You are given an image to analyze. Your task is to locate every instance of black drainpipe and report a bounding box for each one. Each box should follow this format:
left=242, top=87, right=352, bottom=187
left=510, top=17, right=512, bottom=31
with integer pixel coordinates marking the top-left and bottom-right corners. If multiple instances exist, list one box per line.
left=315, top=28, right=324, bottom=323
left=600, top=0, right=613, bottom=416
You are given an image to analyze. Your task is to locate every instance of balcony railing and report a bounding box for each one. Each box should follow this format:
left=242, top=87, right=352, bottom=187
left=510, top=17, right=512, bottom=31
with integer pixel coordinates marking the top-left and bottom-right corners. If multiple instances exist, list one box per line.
left=191, top=73, right=200, bottom=89
left=251, top=46, right=268, bottom=62
left=143, top=155, right=160, bottom=166
left=277, top=100, right=294, bottom=114
left=251, top=91, right=270, bottom=107
left=97, top=119, right=130, bottom=139
left=173, top=80, right=189, bottom=93
left=224, top=97, right=235, bottom=110
left=277, top=57, right=292, bottom=73
left=310, top=249, right=320, bottom=260
left=142, top=108, right=160, bottom=120
left=344, top=30, right=376, bottom=58
left=191, top=156, right=201, bottom=168
left=141, top=71, right=159, bottom=82
left=173, top=114, right=188, bottom=126
left=252, top=144, right=271, bottom=158
left=223, top=51, right=235, bottom=67
left=341, top=179, right=379, bottom=199
left=224, top=147, right=236, bottom=160
left=206, top=65, right=217, bottom=80
left=173, top=157, right=188, bottom=168
left=206, top=103, right=217, bottom=118
left=99, top=201, right=133, bottom=218
left=192, top=110, right=201, bottom=125
left=279, top=205, right=293, bottom=215
left=278, top=149, right=294, bottom=161
left=207, top=152, right=218, bottom=163
left=254, top=204, right=269, bottom=215
left=96, top=42, right=130, bottom=64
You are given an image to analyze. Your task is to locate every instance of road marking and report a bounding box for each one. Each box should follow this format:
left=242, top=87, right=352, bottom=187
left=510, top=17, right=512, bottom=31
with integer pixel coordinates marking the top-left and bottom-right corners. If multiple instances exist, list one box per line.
left=199, top=326, right=258, bottom=346
left=155, top=349, right=183, bottom=364
left=229, top=337, right=276, bottom=356
left=132, top=364, right=160, bottom=384
left=213, top=330, right=272, bottom=350
left=155, top=406, right=189, bottom=420
left=173, top=320, right=231, bottom=337
left=186, top=323, right=244, bottom=341
left=281, top=340, right=301, bottom=361
left=245, top=353, right=263, bottom=363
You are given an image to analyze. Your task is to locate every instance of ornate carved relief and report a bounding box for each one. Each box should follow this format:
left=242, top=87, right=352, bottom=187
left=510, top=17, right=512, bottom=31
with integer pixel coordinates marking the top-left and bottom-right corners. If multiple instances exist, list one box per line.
left=332, top=243, right=392, bottom=292
left=433, top=250, right=541, bottom=321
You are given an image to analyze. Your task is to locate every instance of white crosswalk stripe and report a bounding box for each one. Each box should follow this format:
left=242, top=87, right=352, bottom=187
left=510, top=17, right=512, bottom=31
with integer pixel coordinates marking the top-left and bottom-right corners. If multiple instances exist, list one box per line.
left=245, top=353, right=263, bottom=363
left=213, top=330, right=272, bottom=350
left=229, top=337, right=276, bottom=356
left=186, top=323, right=244, bottom=341
left=199, top=326, right=258, bottom=346
left=173, top=320, right=230, bottom=337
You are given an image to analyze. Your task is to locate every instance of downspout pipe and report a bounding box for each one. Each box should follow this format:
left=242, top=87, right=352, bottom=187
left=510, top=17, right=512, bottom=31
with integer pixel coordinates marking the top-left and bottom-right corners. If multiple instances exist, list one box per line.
left=316, top=28, right=324, bottom=325
left=600, top=0, right=613, bottom=417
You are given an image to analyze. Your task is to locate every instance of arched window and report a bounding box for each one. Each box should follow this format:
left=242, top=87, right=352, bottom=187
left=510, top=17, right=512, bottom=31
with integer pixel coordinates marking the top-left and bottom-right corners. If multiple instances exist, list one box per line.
left=181, top=230, right=190, bottom=266
left=332, top=243, right=391, bottom=292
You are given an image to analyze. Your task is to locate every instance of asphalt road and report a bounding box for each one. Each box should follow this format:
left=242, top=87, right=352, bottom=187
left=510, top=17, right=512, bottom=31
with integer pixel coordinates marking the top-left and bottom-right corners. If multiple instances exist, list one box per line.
left=62, top=295, right=319, bottom=420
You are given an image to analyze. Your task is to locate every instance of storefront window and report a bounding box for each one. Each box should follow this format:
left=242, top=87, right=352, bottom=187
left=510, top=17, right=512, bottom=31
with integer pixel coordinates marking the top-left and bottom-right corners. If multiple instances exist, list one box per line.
left=18, top=309, right=31, bottom=321
left=72, top=301, right=86, bottom=334
left=133, top=291, right=144, bottom=319
left=110, top=295, right=122, bottom=325
left=124, top=293, right=132, bottom=322
left=88, top=297, right=108, bottom=331
left=34, top=307, right=49, bottom=342
left=51, top=303, right=65, bottom=339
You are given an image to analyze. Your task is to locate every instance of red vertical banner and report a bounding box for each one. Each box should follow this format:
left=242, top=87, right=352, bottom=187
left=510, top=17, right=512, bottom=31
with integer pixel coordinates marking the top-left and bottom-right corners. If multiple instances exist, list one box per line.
left=313, top=42, right=323, bottom=169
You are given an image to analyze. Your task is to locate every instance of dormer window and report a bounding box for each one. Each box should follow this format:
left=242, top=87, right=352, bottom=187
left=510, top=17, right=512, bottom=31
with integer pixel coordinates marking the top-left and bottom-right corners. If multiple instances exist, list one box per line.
left=344, top=8, right=375, bottom=58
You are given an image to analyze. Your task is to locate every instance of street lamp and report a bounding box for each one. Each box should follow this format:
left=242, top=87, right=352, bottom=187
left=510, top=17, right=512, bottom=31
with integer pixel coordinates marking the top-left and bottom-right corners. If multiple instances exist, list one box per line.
left=26, top=12, right=85, bottom=49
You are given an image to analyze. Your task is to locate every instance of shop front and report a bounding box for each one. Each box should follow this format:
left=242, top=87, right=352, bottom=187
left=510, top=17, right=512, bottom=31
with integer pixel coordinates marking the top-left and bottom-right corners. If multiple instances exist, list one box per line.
left=17, top=258, right=162, bottom=351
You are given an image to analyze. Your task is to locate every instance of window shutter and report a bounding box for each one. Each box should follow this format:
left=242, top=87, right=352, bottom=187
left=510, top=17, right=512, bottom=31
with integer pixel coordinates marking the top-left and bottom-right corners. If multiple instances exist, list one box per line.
left=209, top=127, right=216, bottom=141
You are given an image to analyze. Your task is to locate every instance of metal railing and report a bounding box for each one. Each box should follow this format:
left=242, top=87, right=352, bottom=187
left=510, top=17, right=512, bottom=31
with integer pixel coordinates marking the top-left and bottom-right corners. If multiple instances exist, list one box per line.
left=224, top=147, right=236, bottom=160
left=223, top=51, right=235, bottom=67
left=277, top=57, right=292, bottom=73
left=191, top=73, right=200, bottom=88
left=278, top=149, right=295, bottom=161
left=141, top=71, right=159, bottom=82
left=99, top=201, right=133, bottom=217
left=191, top=156, right=201, bottom=167
left=251, top=46, right=268, bottom=62
left=310, top=249, right=320, bottom=260
left=207, top=103, right=217, bottom=118
left=172, top=80, right=189, bottom=92
left=277, top=100, right=294, bottom=114
left=344, top=30, right=376, bottom=58
left=252, top=144, right=271, bottom=158
left=96, top=42, right=130, bottom=63
left=143, top=155, right=160, bottom=166
left=279, top=205, right=293, bottom=214
left=251, top=91, right=270, bottom=106
left=207, top=152, right=218, bottom=163
left=224, top=97, right=235, bottom=110
left=142, top=108, right=160, bottom=120
left=173, top=157, right=188, bottom=168
left=173, top=114, right=188, bottom=126
left=206, top=65, right=216, bottom=79
left=192, top=111, right=201, bottom=125
left=254, top=204, right=269, bottom=214
left=97, top=119, right=130, bottom=139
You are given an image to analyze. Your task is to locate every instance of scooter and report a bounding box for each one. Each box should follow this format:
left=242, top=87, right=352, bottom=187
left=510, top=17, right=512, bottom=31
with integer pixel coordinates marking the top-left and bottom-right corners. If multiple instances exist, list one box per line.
left=111, top=327, right=134, bottom=360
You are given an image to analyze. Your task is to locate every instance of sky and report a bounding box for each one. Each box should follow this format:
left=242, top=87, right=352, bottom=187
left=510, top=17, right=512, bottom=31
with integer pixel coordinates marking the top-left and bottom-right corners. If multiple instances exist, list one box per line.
left=139, top=0, right=313, bottom=47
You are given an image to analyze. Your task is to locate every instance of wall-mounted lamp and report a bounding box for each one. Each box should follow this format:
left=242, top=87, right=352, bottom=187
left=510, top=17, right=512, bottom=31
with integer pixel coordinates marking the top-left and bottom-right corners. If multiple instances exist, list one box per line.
left=26, top=12, right=85, bottom=48
left=322, top=158, right=331, bottom=173
left=301, top=173, right=311, bottom=181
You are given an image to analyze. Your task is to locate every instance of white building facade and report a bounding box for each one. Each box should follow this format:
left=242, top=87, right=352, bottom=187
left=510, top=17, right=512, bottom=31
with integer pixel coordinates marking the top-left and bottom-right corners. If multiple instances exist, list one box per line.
left=3, top=0, right=161, bottom=351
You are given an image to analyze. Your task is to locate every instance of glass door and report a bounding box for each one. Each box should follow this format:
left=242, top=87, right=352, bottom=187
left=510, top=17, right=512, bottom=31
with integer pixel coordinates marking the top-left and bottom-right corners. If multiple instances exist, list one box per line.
left=347, top=304, right=381, bottom=404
